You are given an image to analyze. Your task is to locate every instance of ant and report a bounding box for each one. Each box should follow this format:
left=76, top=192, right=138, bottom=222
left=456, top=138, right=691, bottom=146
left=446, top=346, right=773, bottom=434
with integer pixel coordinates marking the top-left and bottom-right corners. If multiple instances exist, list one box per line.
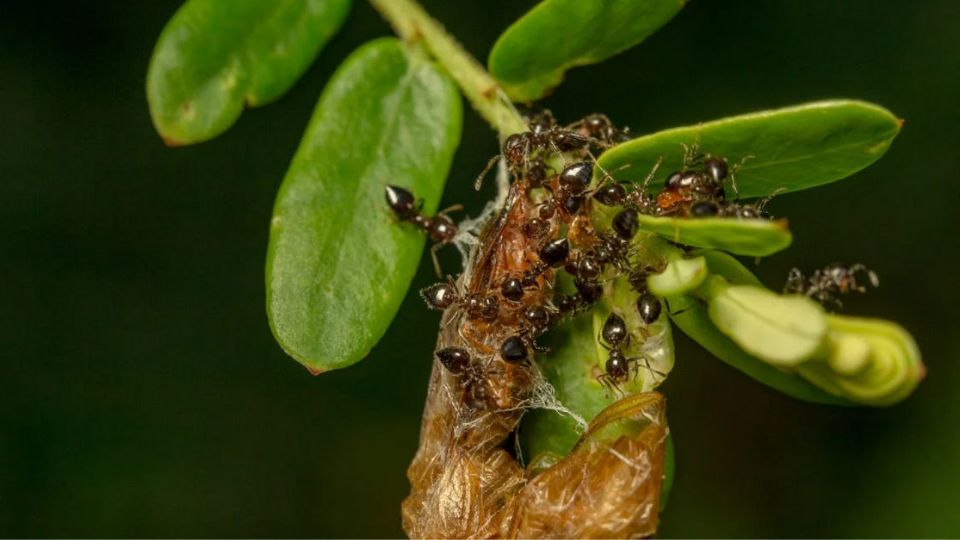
left=385, top=184, right=462, bottom=276
left=420, top=279, right=499, bottom=321
left=435, top=347, right=495, bottom=409
left=533, top=161, right=594, bottom=219
left=655, top=156, right=728, bottom=215
left=784, top=263, right=879, bottom=310
left=595, top=313, right=664, bottom=395
left=555, top=278, right=604, bottom=316
left=567, top=113, right=631, bottom=146
left=473, top=120, right=590, bottom=190
left=519, top=237, right=571, bottom=287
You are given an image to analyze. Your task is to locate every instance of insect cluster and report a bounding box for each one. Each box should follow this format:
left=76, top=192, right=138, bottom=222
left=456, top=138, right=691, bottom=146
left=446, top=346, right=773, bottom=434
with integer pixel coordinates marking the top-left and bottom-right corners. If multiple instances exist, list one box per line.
left=386, top=111, right=766, bottom=405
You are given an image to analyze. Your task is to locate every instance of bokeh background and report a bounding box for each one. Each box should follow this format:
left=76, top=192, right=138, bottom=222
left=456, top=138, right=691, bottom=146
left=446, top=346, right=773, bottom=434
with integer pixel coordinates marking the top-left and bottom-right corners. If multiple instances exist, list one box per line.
left=2, top=0, right=959, bottom=536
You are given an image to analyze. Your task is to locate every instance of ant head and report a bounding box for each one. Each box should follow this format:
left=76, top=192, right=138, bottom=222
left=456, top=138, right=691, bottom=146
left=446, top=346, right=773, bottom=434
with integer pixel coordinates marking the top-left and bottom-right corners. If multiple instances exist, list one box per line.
left=420, top=282, right=456, bottom=310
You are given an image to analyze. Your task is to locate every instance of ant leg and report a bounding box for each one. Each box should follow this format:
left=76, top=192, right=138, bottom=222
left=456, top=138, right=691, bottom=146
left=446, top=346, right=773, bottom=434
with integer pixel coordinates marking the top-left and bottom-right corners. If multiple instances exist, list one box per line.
left=728, top=155, right=756, bottom=201
left=430, top=243, right=444, bottom=278
left=473, top=155, right=501, bottom=191
left=756, top=187, right=786, bottom=215
left=437, top=203, right=464, bottom=215
left=664, top=298, right=691, bottom=317
left=639, top=156, right=664, bottom=195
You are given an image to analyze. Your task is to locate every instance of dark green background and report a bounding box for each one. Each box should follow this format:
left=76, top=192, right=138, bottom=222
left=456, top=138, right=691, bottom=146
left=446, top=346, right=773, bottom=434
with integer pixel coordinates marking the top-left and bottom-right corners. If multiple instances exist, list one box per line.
left=2, top=0, right=958, bottom=537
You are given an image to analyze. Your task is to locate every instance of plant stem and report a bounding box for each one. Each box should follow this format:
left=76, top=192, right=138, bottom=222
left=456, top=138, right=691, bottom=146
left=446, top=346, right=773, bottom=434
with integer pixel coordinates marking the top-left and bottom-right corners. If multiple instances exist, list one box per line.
left=369, top=0, right=528, bottom=138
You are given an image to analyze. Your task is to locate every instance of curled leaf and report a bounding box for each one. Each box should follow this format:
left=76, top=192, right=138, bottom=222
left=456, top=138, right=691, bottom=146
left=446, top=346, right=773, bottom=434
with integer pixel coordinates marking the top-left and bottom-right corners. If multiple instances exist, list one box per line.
left=638, top=214, right=792, bottom=257
left=797, top=315, right=925, bottom=406
left=598, top=100, right=901, bottom=198
left=647, top=256, right=708, bottom=297
left=266, top=38, right=462, bottom=373
left=148, top=0, right=352, bottom=145
left=701, top=278, right=828, bottom=366
left=488, top=0, right=686, bottom=101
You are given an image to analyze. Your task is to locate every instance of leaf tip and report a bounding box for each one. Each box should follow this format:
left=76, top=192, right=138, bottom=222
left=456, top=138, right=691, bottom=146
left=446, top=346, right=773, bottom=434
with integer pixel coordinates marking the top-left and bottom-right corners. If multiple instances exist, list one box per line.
left=160, top=134, right=184, bottom=147
left=305, top=364, right=329, bottom=376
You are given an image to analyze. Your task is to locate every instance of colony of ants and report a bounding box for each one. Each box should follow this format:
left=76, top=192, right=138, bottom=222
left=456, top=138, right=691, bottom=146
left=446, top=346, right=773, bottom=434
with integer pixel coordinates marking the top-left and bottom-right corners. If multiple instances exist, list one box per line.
left=385, top=110, right=875, bottom=407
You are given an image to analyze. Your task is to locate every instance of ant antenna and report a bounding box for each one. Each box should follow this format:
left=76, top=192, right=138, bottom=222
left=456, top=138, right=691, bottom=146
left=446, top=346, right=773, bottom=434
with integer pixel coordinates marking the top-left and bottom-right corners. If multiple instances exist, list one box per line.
left=474, top=154, right=501, bottom=191
left=756, top=187, right=787, bottom=214
left=728, top=154, right=755, bottom=201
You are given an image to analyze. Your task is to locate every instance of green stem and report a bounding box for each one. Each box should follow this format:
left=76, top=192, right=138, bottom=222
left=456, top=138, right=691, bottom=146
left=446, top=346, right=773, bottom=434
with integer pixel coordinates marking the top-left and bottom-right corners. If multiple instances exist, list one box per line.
left=369, top=0, right=528, bottom=138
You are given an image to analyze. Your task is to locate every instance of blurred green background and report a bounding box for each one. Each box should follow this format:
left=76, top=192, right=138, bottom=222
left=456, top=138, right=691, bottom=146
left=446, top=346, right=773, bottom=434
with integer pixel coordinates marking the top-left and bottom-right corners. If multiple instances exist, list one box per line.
left=2, top=0, right=958, bottom=537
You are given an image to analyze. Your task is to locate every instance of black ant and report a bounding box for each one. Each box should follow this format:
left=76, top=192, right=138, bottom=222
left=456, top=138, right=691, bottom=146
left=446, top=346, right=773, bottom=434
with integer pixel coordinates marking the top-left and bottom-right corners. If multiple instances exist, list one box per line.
left=555, top=278, right=604, bottom=316
left=595, top=313, right=664, bottom=395
left=420, top=279, right=499, bottom=321
left=533, top=161, right=594, bottom=219
left=435, top=347, right=494, bottom=409
left=518, top=237, right=571, bottom=287
left=567, top=113, right=631, bottom=145
left=655, top=156, right=727, bottom=215
left=473, top=119, right=591, bottom=190
left=385, top=185, right=461, bottom=276
left=784, top=263, right=879, bottom=310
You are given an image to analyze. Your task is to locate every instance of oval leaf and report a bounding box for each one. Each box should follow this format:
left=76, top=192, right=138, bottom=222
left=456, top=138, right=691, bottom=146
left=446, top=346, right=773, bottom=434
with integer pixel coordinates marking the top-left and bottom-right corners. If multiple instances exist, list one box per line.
left=599, top=100, right=901, bottom=198
left=639, top=214, right=792, bottom=257
left=266, top=38, right=462, bottom=373
left=488, top=0, right=685, bottom=102
left=148, top=0, right=352, bottom=145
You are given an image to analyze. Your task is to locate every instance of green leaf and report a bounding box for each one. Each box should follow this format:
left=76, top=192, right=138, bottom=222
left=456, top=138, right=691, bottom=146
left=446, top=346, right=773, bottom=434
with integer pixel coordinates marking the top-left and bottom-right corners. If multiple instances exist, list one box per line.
left=598, top=100, right=901, bottom=198
left=668, top=251, right=851, bottom=405
left=147, top=0, right=352, bottom=145
left=488, top=0, right=685, bottom=102
left=647, top=256, right=707, bottom=297
left=265, top=38, right=462, bottom=373
left=638, top=214, right=792, bottom=256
